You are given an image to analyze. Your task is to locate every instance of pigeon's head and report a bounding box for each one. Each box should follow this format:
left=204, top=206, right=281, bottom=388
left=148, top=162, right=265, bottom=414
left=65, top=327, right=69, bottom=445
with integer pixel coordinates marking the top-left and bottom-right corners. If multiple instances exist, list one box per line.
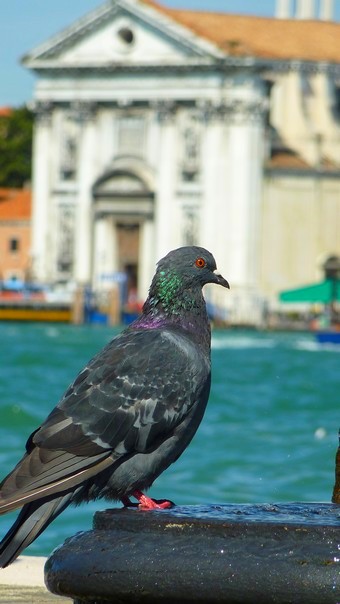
left=155, top=246, right=230, bottom=293
left=141, top=246, right=229, bottom=326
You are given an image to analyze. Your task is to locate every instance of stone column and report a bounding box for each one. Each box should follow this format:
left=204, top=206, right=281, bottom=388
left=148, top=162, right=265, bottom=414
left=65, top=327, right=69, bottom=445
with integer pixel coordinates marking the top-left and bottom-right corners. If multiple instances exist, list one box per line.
left=92, top=215, right=118, bottom=291
left=200, top=87, right=267, bottom=325
left=276, top=0, right=293, bottom=18
left=224, top=100, right=265, bottom=286
left=319, top=0, right=334, bottom=19
left=308, top=68, right=340, bottom=164
left=296, top=0, right=316, bottom=18
left=31, top=102, right=53, bottom=282
left=199, top=102, right=224, bottom=254
left=153, top=102, right=178, bottom=261
left=74, top=103, right=98, bottom=285
left=139, top=217, right=155, bottom=302
left=271, top=67, right=318, bottom=165
left=225, top=95, right=267, bottom=324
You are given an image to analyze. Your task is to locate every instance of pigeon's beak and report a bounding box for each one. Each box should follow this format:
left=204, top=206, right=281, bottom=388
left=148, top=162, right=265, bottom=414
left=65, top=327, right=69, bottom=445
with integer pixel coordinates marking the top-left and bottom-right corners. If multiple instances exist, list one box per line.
left=212, top=270, right=230, bottom=289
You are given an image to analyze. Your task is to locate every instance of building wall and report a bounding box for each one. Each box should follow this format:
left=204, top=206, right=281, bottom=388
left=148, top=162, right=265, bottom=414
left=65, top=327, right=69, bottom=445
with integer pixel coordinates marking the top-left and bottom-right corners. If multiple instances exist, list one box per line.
left=271, top=69, right=340, bottom=166
left=30, top=74, right=266, bottom=323
left=260, top=173, right=340, bottom=304
left=0, top=188, right=32, bottom=283
left=0, top=221, right=31, bottom=282
left=25, top=1, right=340, bottom=324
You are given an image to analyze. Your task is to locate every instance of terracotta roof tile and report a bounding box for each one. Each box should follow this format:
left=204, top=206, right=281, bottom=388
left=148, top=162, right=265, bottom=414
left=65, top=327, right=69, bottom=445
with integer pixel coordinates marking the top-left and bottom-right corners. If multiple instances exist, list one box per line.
left=143, top=1, right=340, bottom=63
left=266, top=151, right=310, bottom=169
left=0, top=107, right=12, bottom=117
left=0, top=188, right=31, bottom=220
left=266, top=151, right=340, bottom=171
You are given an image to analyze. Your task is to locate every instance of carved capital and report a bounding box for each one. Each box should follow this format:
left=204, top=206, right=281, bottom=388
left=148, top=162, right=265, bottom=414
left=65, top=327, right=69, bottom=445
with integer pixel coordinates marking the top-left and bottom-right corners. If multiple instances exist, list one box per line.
left=71, top=101, right=98, bottom=122
left=151, top=100, right=176, bottom=123
left=31, top=100, right=54, bottom=124
left=196, top=98, right=267, bottom=124
left=224, top=98, right=268, bottom=124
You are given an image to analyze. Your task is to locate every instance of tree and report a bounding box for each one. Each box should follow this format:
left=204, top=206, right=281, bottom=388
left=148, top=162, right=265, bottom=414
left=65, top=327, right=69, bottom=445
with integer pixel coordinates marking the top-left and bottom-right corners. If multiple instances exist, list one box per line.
left=0, top=106, right=33, bottom=187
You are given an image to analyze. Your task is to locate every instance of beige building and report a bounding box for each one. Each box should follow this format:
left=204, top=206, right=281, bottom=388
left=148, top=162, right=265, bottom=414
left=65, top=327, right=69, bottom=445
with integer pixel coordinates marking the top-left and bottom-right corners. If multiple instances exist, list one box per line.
left=23, top=0, right=340, bottom=323
left=0, top=188, right=32, bottom=283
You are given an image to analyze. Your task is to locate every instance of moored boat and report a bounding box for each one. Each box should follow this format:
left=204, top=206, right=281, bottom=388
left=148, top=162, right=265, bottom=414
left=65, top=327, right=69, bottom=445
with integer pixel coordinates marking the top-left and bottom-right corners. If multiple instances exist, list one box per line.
left=315, top=330, right=340, bottom=345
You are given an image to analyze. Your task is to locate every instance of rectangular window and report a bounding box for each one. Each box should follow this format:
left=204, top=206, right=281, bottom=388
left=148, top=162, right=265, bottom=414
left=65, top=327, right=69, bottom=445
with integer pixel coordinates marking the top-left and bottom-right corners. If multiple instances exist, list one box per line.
left=117, top=115, right=145, bottom=156
left=9, top=238, right=19, bottom=252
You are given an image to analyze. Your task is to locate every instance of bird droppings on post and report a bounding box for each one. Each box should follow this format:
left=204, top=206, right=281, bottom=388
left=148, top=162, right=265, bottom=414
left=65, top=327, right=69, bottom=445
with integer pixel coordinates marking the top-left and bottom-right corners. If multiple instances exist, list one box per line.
left=0, top=246, right=229, bottom=567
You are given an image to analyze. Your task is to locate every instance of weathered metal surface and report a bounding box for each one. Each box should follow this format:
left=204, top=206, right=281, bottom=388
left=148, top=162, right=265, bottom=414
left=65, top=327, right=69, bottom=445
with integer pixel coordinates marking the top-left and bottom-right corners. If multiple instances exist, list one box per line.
left=45, top=503, right=340, bottom=604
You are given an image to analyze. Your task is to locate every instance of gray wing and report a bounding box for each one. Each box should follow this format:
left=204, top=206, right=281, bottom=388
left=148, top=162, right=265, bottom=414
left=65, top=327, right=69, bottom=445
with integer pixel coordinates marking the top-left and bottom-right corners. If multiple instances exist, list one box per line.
left=38, top=327, right=210, bottom=455
left=0, top=327, right=210, bottom=508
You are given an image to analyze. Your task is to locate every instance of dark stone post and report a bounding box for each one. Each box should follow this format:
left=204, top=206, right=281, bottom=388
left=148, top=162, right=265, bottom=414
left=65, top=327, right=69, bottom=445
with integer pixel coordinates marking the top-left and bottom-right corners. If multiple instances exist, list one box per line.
left=45, top=502, right=340, bottom=604
left=44, top=432, right=340, bottom=603
left=332, top=430, right=340, bottom=504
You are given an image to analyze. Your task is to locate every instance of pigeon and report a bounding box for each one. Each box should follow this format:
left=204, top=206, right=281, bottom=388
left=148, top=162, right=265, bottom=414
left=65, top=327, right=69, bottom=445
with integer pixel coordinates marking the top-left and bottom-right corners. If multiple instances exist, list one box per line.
left=0, top=246, right=229, bottom=567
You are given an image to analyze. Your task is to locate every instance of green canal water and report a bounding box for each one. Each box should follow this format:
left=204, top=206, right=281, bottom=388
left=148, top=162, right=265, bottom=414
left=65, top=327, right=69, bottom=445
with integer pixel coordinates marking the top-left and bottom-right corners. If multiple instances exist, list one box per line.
left=0, top=323, right=338, bottom=557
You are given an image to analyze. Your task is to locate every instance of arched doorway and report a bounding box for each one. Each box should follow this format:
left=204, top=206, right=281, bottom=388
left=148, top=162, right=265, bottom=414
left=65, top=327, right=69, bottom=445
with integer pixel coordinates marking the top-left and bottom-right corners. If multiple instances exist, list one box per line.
left=91, top=163, right=155, bottom=305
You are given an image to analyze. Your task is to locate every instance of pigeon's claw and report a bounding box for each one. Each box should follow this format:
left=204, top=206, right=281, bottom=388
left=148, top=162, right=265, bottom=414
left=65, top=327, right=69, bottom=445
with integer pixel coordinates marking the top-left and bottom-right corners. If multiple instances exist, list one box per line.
left=121, top=496, right=138, bottom=508
left=132, top=490, right=175, bottom=510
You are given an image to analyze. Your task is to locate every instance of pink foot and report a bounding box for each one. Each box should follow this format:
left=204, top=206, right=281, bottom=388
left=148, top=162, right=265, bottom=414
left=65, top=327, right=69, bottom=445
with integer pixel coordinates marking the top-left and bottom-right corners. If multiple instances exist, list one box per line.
left=132, top=490, right=175, bottom=510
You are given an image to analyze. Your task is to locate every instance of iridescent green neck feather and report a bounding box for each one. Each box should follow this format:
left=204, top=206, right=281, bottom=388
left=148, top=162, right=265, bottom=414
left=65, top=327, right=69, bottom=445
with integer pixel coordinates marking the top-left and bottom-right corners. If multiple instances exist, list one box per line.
left=140, top=267, right=210, bottom=340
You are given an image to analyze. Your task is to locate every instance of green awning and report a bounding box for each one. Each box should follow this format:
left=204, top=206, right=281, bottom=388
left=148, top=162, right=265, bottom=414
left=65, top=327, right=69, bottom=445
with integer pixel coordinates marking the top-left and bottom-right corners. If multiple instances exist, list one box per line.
left=279, top=280, right=340, bottom=303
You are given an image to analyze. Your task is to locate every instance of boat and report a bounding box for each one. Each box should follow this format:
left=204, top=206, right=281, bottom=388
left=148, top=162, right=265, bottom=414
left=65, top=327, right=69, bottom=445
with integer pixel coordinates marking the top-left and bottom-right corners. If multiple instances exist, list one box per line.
left=0, top=281, right=72, bottom=323
left=315, top=330, right=340, bottom=345
left=0, top=301, right=72, bottom=322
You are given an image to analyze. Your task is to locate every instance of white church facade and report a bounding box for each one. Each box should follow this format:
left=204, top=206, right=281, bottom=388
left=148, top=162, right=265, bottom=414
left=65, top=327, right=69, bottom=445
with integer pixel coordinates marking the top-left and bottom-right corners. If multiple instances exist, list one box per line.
left=23, top=0, right=340, bottom=324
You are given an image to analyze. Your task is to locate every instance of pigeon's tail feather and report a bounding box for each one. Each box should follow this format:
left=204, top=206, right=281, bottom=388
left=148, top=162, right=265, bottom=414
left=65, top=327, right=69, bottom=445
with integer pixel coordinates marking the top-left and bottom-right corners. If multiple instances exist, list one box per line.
left=0, top=494, right=72, bottom=568
left=0, top=452, right=114, bottom=516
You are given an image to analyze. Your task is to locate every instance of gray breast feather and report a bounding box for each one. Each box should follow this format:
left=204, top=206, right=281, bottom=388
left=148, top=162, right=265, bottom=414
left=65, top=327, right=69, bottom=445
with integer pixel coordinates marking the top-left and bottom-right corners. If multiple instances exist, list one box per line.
left=35, top=327, right=209, bottom=458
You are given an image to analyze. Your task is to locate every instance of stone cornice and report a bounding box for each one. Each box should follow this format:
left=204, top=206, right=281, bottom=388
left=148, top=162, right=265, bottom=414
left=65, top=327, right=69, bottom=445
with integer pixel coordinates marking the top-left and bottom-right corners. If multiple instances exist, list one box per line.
left=27, top=58, right=264, bottom=78
left=31, top=100, right=99, bottom=123
left=264, top=166, right=340, bottom=178
left=26, top=56, right=340, bottom=79
left=263, top=58, right=340, bottom=76
left=21, top=3, right=115, bottom=63
left=30, top=99, right=269, bottom=126
left=196, top=98, right=268, bottom=123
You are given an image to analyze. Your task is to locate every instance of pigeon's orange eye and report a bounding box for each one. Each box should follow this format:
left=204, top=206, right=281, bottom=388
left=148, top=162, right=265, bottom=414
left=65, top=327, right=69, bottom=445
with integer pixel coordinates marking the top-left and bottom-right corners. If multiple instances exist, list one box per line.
left=195, top=257, right=206, bottom=268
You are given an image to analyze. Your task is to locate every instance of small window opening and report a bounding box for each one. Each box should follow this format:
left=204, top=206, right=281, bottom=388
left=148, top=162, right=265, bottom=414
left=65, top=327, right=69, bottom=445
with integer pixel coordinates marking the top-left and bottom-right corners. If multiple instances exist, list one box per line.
left=9, top=238, right=19, bottom=252
left=117, top=27, right=134, bottom=45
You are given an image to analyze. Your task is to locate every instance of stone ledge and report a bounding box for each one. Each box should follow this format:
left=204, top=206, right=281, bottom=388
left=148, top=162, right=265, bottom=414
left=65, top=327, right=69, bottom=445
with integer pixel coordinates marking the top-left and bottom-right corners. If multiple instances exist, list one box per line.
left=0, top=556, right=70, bottom=602
left=45, top=503, right=340, bottom=604
left=0, top=585, right=70, bottom=603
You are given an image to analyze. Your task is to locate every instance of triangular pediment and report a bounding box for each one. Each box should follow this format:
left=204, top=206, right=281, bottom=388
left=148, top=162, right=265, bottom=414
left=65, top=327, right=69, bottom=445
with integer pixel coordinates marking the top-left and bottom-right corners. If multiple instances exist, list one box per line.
left=22, top=0, right=223, bottom=69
